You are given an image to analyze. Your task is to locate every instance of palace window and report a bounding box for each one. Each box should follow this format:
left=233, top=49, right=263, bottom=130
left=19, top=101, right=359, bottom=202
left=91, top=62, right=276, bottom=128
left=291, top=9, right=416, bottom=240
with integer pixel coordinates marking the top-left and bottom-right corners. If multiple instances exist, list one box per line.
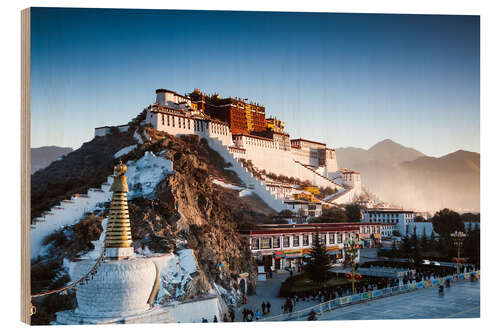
left=272, top=237, right=280, bottom=248
left=293, top=235, right=299, bottom=247
left=183, top=118, right=186, bottom=129
left=162, top=114, right=165, bottom=125
left=187, top=119, right=190, bottom=129
left=167, top=115, right=170, bottom=126
left=251, top=238, right=259, bottom=250
left=329, top=233, right=335, bottom=244
left=283, top=236, right=290, bottom=248
left=172, top=116, right=175, bottom=127
left=179, top=118, right=181, bottom=127
left=260, top=237, right=271, bottom=249
left=321, top=233, right=327, bottom=245
left=302, top=234, right=309, bottom=246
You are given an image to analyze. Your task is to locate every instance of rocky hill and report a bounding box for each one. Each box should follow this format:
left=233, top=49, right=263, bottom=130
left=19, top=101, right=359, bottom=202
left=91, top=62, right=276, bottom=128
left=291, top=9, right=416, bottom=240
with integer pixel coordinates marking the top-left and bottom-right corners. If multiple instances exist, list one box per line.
left=30, top=122, right=260, bottom=324
left=31, top=146, right=73, bottom=174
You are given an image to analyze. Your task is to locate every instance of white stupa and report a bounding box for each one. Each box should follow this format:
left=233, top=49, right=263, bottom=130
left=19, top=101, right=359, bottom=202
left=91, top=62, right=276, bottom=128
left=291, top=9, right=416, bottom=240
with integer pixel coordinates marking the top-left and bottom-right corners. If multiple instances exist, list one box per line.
left=55, top=161, right=171, bottom=324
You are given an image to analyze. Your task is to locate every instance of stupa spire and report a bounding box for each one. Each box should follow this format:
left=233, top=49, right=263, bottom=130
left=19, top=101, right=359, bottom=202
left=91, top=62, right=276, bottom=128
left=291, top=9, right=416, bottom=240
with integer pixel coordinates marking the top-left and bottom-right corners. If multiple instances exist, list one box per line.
left=105, top=160, right=134, bottom=259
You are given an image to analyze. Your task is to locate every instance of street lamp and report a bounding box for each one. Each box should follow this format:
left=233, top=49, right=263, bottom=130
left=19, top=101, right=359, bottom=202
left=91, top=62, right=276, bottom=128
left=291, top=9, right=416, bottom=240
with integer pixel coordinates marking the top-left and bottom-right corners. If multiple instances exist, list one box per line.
left=450, top=231, right=466, bottom=274
left=344, top=235, right=362, bottom=294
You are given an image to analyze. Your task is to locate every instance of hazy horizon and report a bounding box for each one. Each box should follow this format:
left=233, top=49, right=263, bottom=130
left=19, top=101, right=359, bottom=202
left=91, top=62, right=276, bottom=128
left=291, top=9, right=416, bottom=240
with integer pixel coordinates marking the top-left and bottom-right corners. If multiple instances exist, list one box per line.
left=30, top=9, right=479, bottom=157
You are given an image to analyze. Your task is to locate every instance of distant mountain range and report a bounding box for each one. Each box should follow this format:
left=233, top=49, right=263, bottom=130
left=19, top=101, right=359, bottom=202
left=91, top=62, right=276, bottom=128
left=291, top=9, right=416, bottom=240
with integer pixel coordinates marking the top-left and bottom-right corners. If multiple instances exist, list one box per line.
left=31, top=146, right=73, bottom=174
left=336, top=139, right=479, bottom=213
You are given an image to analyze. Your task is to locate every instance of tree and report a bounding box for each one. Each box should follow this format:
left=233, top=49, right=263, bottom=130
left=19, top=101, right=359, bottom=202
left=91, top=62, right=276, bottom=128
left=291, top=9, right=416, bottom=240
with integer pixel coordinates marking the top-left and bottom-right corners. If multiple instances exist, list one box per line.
left=432, top=209, right=464, bottom=237
left=464, top=226, right=480, bottom=267
left=421, top=228, right=428, bottom=250
left=312, top=207, right=347, bottom=223
left=345, top=204, right=362, bottom=222
left=461, top=212, right=480, bottom=222
left=400, top=235, right=412, bottom=260
left=410, top=227, right=418, bottom=247
left=305, top=232, right=332, bottom=283
left=437, top=234, right=450, bottom=256
left=390, top=240, right=397, bottom=257
left=409, top=227, right=422, bottom=267
left=430, top=231, right=437, bottom=251
left=414, top=215, right=426, bottom=222
left=278, top=209, right=294, bottom=217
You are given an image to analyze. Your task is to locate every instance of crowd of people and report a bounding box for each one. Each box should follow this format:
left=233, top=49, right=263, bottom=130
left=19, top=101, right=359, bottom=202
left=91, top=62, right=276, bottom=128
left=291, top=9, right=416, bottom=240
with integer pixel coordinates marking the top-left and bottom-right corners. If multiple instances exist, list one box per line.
left=239, top=301, right=271, bottom=322
left=282, top=276, right=398, bottom=303
left=282, top=265, right=474, bottom=305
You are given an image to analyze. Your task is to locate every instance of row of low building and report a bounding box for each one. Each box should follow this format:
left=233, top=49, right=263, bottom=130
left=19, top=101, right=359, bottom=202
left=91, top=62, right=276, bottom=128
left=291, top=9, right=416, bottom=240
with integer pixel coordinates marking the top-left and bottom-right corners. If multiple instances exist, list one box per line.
left=239, top=223, right=383, bottom=276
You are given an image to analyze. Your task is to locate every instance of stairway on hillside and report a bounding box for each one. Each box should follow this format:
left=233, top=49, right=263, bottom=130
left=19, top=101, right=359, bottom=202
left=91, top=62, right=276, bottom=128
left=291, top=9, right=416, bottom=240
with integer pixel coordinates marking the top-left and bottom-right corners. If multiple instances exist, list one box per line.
left=207, top=138, right=287, bottom=213
left=30, top=175, right=115, bottom=259
left=293, top=160, right=344, bottom=190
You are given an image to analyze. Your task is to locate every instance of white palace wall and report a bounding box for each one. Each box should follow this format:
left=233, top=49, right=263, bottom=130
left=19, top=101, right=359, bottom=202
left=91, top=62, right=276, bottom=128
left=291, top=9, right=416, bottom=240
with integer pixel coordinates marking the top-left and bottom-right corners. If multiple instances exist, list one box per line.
left=207, top=138, right=288, bottom=212
left=147, top=109, right=341, bottom=191
left=235, top=138, right=341, bottom=190
left=147, top=110, right=233, bottom=146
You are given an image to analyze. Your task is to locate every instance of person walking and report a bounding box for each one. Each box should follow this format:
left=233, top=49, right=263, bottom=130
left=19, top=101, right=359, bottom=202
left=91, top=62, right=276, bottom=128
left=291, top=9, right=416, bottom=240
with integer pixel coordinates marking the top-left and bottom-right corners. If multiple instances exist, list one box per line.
left=255, top=310, right=260, bottom=321
left=248, top=310, right=254, bottom=322
left=213, top=315, right=218, bottom=322
left=229, top=308, right=235, bottom=322
left=261, top=301, right=266, bottom=314
left=266, top=301, right=271, bottom=314
left=308, top=310, right=317, bottom=321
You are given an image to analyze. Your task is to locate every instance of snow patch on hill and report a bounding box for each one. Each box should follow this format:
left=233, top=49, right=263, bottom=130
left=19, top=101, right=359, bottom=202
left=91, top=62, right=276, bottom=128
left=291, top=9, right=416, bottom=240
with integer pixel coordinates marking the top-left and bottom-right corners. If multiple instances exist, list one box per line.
left=212, top=179, right=245, bottom=191
left=126, top=152, right=174, bottom=199
left=152, top=249, right=199, bottom=302
left=114, top=144, right=137, bottom=158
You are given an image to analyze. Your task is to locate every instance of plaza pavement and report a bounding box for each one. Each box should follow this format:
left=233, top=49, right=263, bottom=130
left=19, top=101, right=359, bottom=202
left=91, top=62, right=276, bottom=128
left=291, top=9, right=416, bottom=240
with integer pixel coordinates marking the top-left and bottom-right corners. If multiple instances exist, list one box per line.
left=314, top=279, right=480, bottom=321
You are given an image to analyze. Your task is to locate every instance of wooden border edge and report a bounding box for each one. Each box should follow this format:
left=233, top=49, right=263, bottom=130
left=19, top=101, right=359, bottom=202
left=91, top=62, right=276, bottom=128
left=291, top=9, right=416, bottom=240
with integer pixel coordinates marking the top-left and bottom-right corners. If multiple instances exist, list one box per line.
left=21, top=7, right=31, bottom=325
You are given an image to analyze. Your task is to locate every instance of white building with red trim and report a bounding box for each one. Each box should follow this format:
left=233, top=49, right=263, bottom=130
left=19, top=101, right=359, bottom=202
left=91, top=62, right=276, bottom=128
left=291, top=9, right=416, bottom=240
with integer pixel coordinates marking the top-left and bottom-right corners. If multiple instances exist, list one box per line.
left=239, top=223, right=382, bottom=277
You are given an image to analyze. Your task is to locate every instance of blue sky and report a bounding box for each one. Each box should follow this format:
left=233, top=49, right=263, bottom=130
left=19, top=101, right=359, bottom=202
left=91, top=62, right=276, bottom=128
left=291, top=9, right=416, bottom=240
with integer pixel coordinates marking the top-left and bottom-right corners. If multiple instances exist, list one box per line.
left=30, top=8, right=479, bottom=157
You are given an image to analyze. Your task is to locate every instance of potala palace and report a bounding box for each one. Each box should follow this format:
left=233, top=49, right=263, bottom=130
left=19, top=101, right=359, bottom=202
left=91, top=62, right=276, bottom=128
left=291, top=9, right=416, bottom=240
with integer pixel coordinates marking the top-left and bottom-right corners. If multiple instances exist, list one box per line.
left=30, top=87, right=445, bottom=325
left=96, top=88, right=365, bottom=214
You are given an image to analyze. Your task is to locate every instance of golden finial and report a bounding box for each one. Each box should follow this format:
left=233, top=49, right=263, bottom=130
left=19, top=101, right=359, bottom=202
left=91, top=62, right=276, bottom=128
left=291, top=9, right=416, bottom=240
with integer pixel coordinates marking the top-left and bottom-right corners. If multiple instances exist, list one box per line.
left=114, top=160, right=127, bottom=176
left=105, top=160, right=132, bottom=250
left=110, top=160, right=129, bottom=193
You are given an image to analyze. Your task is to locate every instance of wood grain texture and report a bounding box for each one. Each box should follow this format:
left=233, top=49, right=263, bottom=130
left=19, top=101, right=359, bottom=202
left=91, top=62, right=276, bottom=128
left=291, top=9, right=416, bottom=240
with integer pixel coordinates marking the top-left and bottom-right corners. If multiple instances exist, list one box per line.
left=21, top=7, right=31, bottom=325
